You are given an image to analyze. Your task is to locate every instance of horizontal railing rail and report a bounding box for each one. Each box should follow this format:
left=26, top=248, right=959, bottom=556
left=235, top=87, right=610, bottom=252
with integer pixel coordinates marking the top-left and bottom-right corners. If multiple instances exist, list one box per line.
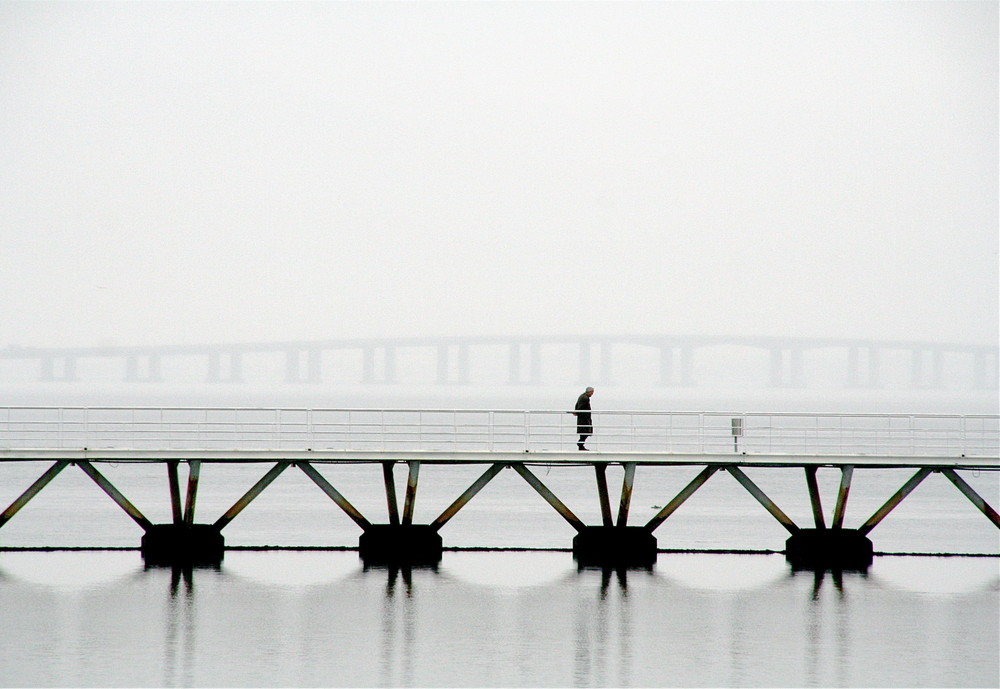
left=0, top=407, right=997, bottom=458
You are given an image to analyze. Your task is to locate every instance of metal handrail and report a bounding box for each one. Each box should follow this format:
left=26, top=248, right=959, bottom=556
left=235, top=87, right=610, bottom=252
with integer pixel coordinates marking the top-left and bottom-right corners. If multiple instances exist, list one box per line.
left=0, top=407, right=997, bottom=457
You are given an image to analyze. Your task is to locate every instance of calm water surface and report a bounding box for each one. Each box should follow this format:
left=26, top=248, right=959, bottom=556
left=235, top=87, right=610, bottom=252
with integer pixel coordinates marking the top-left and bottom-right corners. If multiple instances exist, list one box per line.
left=0, top=550, right=996, bottom=688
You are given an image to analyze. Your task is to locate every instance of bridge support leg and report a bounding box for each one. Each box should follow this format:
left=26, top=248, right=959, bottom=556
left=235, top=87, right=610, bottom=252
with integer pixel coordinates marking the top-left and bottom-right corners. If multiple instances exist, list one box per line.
left=143, top=461, right=225, bottom=566
left=358, top=461, right=441, bottom=565
left=573, top=463, right=656, bottom=567
left=572, top=527, right=657, bottom=567
left=785, top=529, right=873, bottom=571
left=786, top=465, right=873, bottom=570
left=359, top=525, right=442, bottom=566
left=141, top=524, right=225, bottom=567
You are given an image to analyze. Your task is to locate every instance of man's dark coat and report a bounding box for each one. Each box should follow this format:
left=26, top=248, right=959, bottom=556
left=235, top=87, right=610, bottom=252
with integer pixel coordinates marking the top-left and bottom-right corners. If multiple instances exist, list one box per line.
left=574, top=393, right=593, bottom=435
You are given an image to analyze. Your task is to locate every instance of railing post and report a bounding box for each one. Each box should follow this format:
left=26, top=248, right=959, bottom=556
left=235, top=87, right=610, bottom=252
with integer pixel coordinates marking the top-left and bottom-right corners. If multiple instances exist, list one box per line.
left=524, top=411, right=530, bottom=451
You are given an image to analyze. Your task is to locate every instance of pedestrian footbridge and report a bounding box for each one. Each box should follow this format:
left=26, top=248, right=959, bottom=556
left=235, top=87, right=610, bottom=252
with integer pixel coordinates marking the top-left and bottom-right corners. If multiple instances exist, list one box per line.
left=1, top=407, right=997, bottom=568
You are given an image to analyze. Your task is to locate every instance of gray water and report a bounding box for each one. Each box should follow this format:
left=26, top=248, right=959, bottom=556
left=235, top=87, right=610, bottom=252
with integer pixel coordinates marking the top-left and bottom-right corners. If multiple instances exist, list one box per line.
left=0, top=550, right=997, bottom=688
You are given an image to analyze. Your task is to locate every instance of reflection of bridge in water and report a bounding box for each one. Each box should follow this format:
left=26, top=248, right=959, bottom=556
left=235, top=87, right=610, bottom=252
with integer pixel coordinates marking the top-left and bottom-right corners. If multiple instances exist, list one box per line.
left=2, top=335, right=997, bottom=389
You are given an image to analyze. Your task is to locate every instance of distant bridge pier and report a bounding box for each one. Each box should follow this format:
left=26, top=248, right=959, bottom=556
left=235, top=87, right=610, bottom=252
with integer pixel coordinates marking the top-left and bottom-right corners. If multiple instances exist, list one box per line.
left=40, top=355, right=77, bottom=382
left=363, top=345, right=398, bottom=384
left=508, top=341, right=541, bottom=385
left=125, top=354, right=162, bottom=383
left=973, top=348, right=999, bottom=389
left=577, top=340, right=615, bottom=386
left=206, top=351, right=243, bottom=383
left=657, top=346, right=694, bottom=387
left=769, top=346, right=805, bottom=388
left=910, top=347, right=944, bottom=389
left=847, top=345, right=881, bottom=388
left=285, top=348, right=322, bottom=384
left=436, top=344, right=471, bottom=385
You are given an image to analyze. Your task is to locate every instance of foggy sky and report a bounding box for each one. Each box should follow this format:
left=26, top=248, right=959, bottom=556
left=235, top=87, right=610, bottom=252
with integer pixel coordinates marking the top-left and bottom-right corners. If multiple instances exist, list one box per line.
left=1, top=1, right=997, bottom=349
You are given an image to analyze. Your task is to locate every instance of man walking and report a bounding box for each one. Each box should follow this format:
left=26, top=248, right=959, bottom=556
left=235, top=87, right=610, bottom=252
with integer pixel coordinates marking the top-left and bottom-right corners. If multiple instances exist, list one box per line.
left=573, top=387, right=594, bottom=450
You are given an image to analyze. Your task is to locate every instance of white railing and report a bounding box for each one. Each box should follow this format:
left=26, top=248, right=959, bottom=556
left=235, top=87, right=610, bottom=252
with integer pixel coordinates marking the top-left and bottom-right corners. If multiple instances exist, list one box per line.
left=0, top=407, right=997, bottom=457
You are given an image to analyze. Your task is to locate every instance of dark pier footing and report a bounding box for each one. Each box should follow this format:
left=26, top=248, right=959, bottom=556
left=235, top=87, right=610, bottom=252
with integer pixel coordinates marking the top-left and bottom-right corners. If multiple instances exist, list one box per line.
left=573, top=526, right=658, bottom=567
left=359, top=524, right=443, bottom=566
left=785, top=528, right=873, bottom=570
left=141, top=524, right=225, bottom=567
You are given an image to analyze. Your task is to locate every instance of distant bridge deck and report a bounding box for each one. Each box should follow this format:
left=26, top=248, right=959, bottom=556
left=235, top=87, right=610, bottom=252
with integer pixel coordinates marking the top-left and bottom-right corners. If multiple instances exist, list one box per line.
left=1, top=408, right=997, bottom=562
left=2, top=334, right=997, bottom=389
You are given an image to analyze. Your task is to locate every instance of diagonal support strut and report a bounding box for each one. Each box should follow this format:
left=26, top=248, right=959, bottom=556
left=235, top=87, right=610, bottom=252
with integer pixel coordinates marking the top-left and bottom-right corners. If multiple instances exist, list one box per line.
left=511, top=463, right=586, bottom=533
left=645, top=465, right=719, bottom=533
left=858, top=467, right=933, bottom=536
left=594, top=464, right=613, bottom=527
left=431, top=463, right=505, bottom=531
left=726, top=465, right=799, bottom=535
left=298, top=461, right=371, bottom=530
left=0, top=460, right=71, bottom=529
left=214, top=462, right=290, bottom=531
left=832, top=465, right=854, bottom=529
left=805, top=466, right=826, bottom=529
left=77, top=461, right=152, bottom=532
left=616, top=462, right=636, bottom=527
left=940, top=469, right=1000, bottom=528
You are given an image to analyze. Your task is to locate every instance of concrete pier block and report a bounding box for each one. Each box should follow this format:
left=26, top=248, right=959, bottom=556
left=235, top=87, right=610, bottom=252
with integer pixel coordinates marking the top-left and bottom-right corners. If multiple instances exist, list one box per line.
left=141, top=524, right=225, bottom=566
left=572, top=526, right=658, bottom=567
left=358, top=524, right=443, bottom=565
left=785, top=528, right=873, bottom=570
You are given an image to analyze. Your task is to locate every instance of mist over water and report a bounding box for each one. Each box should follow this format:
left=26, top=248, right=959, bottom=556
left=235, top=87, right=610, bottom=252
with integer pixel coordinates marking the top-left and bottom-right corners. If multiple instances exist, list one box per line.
left=1, top=2, right=996, bottom=355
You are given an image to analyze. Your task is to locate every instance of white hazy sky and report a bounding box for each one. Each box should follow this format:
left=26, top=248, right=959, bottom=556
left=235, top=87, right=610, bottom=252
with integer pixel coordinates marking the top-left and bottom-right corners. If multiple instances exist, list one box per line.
left=1, top=1, right=996, bottom=348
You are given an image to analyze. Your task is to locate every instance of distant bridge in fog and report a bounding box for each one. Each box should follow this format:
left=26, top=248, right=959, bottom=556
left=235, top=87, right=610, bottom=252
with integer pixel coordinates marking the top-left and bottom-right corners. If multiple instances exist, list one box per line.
left=0, top=335, right=996, bottom=390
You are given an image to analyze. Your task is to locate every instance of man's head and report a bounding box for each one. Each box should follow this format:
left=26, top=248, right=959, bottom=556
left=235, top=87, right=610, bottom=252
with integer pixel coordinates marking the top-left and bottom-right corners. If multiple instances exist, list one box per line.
left=585, top=387, right=594, bottom=397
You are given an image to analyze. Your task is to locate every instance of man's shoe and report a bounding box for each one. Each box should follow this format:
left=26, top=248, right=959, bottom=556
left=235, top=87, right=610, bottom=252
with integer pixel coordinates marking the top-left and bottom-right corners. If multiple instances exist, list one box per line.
left=578, top=445, right=588, bottom=451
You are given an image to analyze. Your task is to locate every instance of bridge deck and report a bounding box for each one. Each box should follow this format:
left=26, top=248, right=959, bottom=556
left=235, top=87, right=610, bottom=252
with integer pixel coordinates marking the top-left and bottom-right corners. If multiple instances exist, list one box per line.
left=2, top=408, right=997, bottom=560
left=0, top=448, right=996, bottom=470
